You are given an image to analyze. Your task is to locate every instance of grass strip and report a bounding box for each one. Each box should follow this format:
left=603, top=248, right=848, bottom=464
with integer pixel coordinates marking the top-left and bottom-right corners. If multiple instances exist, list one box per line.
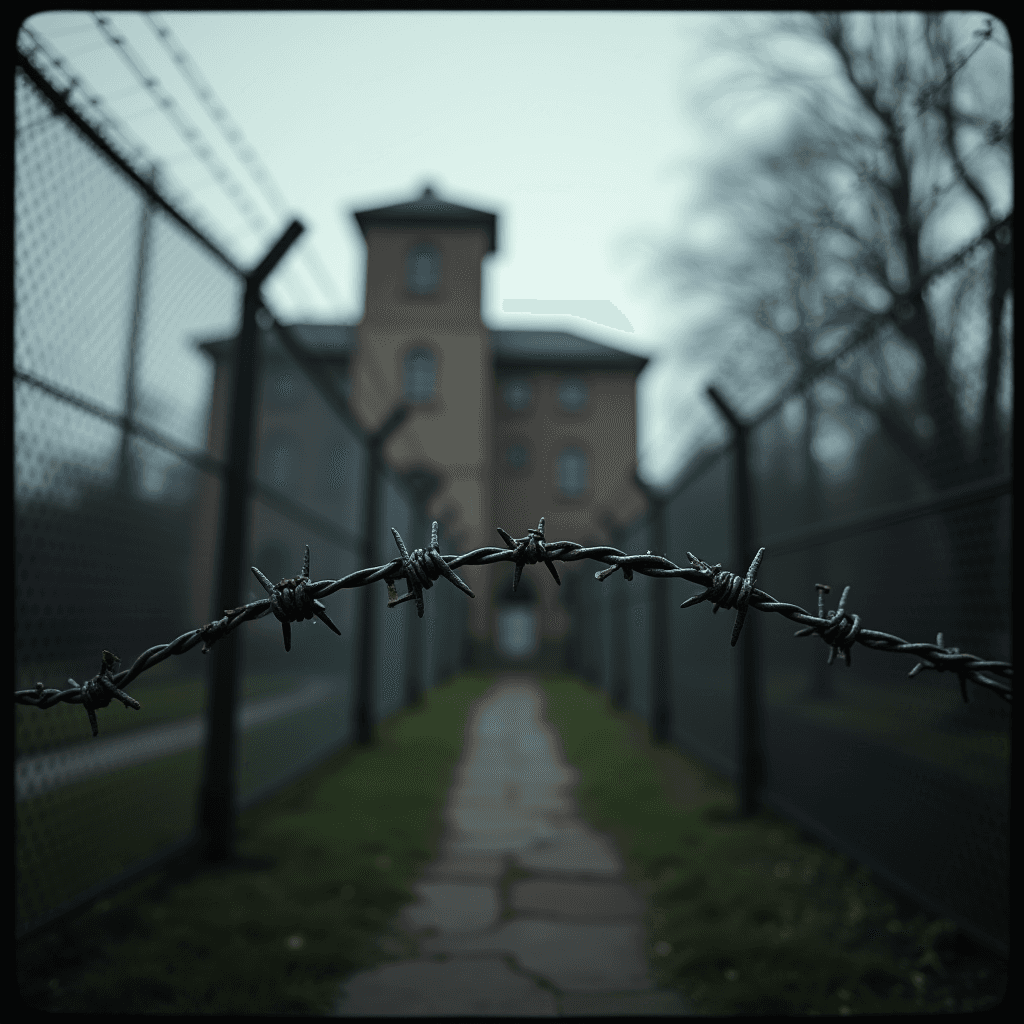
left=540, top=672, right=1007, bottom=1016
left=16, top=662, right=310, bottom=757
left=16, top=669, right=494, bottom=1015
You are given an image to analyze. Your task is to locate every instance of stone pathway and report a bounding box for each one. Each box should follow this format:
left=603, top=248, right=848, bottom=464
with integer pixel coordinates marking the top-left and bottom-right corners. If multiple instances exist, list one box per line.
left=333, top=674, right=691, bottom=1017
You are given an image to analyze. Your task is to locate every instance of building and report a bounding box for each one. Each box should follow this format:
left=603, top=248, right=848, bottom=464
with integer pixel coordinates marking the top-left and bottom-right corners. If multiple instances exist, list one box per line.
left=196, top=185, right=648, bottom=670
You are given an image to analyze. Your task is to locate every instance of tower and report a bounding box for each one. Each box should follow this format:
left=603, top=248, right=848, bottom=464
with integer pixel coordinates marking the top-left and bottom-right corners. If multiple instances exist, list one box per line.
left=350, top=185, right=498, bottom=646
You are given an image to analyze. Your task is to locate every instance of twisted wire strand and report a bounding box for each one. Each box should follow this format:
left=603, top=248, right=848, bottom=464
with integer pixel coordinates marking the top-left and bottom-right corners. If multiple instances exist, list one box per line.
left=15, top=519, right=1012, bottom=735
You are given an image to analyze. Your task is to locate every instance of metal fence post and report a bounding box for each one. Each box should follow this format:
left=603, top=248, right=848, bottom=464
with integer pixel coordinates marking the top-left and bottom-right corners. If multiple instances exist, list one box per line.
left=198, top=220, right=304, bottom=863
left=399, top=469, right=440, bottom=708
left=607, top=520, right=630, bottom=711
left=354, top=405, right=408, bottom=745
left=651, top=492, right=671, bottom=743
left=708, top=386, right=765, bottom=818
left=117, top=166, right=156, bottom=496
left=634, top=475, right=671, bottom=743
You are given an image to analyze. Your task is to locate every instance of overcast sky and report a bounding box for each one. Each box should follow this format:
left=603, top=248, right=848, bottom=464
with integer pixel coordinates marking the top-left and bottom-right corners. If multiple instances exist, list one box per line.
left=20, top=11, right=815, bottom=486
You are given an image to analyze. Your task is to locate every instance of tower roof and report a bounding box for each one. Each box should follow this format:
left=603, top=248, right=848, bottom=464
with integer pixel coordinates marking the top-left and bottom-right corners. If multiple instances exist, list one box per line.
left=352, top=185, right=497, bottom=253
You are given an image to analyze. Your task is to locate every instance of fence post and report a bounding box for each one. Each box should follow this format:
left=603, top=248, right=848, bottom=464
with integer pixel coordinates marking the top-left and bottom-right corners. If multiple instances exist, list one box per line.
left=708, top=385, right=765, bottom=818
left=354, top=404, right=409, bottom=745
left=117, top=166, right=156, bottom=496
left=634, top=474, right=671, bottom=743
left=607, top=519, right=630, bottom=711
left=198, top=220, right=304, bottom=863
left=399, top=469, right=440, bottom=708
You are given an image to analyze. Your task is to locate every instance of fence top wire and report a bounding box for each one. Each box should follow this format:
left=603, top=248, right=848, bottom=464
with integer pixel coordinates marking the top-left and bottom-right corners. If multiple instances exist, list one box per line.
left=15, top=515, right=1011, bottom=737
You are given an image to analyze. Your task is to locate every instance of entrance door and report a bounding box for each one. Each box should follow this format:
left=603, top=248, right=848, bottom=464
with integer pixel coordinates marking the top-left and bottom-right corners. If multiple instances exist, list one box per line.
left=497, top=602, right=538, bottom=658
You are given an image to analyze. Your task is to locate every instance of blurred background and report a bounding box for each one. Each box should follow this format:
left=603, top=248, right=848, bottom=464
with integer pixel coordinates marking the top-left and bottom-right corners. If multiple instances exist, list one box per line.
left=15, top=11, right=1010, bottom=957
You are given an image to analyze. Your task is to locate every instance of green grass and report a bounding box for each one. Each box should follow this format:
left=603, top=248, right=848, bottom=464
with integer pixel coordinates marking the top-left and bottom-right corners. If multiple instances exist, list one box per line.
left=16, top=670, right=494, bottom=1015
left=16, top=657, right=315, bottom=756
left=18, top=746, right=204, bottom=931
left=540, top=672, right=1007, bottom=1016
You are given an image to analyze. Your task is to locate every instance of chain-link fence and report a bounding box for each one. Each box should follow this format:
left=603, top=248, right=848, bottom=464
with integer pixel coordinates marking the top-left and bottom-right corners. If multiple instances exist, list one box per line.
left=573, top=308, right=1012, bottom=956
left=15, top=50, right=466, bottom=940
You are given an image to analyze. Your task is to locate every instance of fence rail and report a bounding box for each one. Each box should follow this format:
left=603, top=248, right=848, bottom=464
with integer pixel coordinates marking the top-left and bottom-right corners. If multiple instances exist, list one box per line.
left=16, top=515, right=1012, bottom=738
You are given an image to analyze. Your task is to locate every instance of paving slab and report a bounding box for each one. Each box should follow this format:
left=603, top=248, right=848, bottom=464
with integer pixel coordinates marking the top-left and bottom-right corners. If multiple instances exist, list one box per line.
left=332, top=674, right=694, bottom=1016
left=400, top=881, right=499, bottom=933
left=334, top=957, right=558, bottom=1017
left=420, top=852, right=506, bottom=883
left=421, top=919, right=652, bottom=993
left=511, top=879, right=643, bottom=921
left=515, top=822, right=624, bottom=876
left=559, top=990, right=694, bottom=1016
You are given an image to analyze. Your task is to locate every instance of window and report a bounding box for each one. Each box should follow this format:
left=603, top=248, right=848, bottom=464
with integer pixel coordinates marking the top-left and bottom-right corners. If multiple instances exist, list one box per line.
left=505, top=442, right=529, bottom=471
left=318, top=441, right=349, bottom=497
left=559, top=377, right=586, bottom=412
left=558, top=445, right=587, bottom=496
left=263, top=432, right=299, bottom=490
left=268, top=367, right=306, bottom=409
left=502, top=378, right=532, bottom=411
left=404, top=346, right=436, bottom=403
left=406, top=243, right=440, bottom=295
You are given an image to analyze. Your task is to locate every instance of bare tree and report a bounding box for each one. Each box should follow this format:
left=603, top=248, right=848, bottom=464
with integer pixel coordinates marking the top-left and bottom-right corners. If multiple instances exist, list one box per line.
left=644, top=11, right=1012, bottom=645
left=657, top=12, right=1011, bottom=474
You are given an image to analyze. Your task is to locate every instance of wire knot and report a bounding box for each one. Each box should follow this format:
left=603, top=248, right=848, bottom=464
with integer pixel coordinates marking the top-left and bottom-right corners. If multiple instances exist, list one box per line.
left=77, top=650, right=141, bottom=737
left=198, top=612, right=235, bottom=654
left=908, top=632, right=971, bottom=703
left=680, top=548, right=765, bottom=646
left=388, top=522, right=475, bottom=617
left=793, top=583, right=862, bottom=667
left=251, top=545, right=341, bottom=651
left=496, top=517, right=562, bottom=592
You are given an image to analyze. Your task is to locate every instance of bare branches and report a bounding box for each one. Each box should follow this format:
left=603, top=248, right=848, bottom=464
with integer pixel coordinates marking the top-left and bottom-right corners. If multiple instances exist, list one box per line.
left=15, top=517, right=1012, bottom=736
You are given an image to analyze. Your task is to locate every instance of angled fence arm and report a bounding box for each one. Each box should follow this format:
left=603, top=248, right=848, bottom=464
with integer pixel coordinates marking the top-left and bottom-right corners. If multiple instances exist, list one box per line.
left=198, top=219, right=304, bottom=863
left=117, top=166, right=156, bottom=496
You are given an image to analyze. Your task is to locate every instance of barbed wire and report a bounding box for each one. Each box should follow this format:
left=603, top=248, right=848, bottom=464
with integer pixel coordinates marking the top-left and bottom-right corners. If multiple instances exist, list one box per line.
left=140, top=12, right=344, bottom=311
left=14, top=516, right=1012, bottom=736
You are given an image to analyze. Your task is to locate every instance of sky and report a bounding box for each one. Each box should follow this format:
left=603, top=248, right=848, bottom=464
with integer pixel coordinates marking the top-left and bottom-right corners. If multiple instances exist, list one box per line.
left=21, top=10, right=766, bottom=487
left=24, top=11, right=1001, bottom=490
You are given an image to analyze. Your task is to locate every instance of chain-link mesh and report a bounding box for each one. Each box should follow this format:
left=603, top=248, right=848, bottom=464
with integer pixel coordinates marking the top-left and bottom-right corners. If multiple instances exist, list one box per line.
left=663, top=449, right=739, bottom=778
left=14, top=61, right=237, bottom=935
left=578, top=297, right=1011, bottom=954
left=14, top=56, right=466, bottom=939
left=746, top=335, right=1011, bottom=954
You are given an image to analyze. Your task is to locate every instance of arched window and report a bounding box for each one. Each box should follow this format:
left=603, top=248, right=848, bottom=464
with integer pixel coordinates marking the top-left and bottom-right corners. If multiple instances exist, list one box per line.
left=406, top=243, right=441, bottom=295
left=558, top=445, right=587, bottom=496
left=505, top=442, right=529, bottom=471
left=502, top=378, right=532, bottom=411
left=558, top=377, right=586, bottom=412
left=267, top=364, right=306, bottom=409
left=404, top=346, right=436, bottom=403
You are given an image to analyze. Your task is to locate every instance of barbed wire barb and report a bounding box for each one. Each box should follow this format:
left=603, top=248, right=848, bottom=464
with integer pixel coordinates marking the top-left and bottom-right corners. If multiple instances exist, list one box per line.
left=15, top=517, right=1012, bottom=735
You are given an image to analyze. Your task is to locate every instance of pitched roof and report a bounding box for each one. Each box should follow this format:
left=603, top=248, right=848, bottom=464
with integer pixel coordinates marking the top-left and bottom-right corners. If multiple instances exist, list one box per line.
left=490, top=329, right=648, bottom=373
left=196, top=323, right=357, bottom=361
left=197, top=324, right=647, bottom=375
left=353, top=186, right=497, bottom=253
